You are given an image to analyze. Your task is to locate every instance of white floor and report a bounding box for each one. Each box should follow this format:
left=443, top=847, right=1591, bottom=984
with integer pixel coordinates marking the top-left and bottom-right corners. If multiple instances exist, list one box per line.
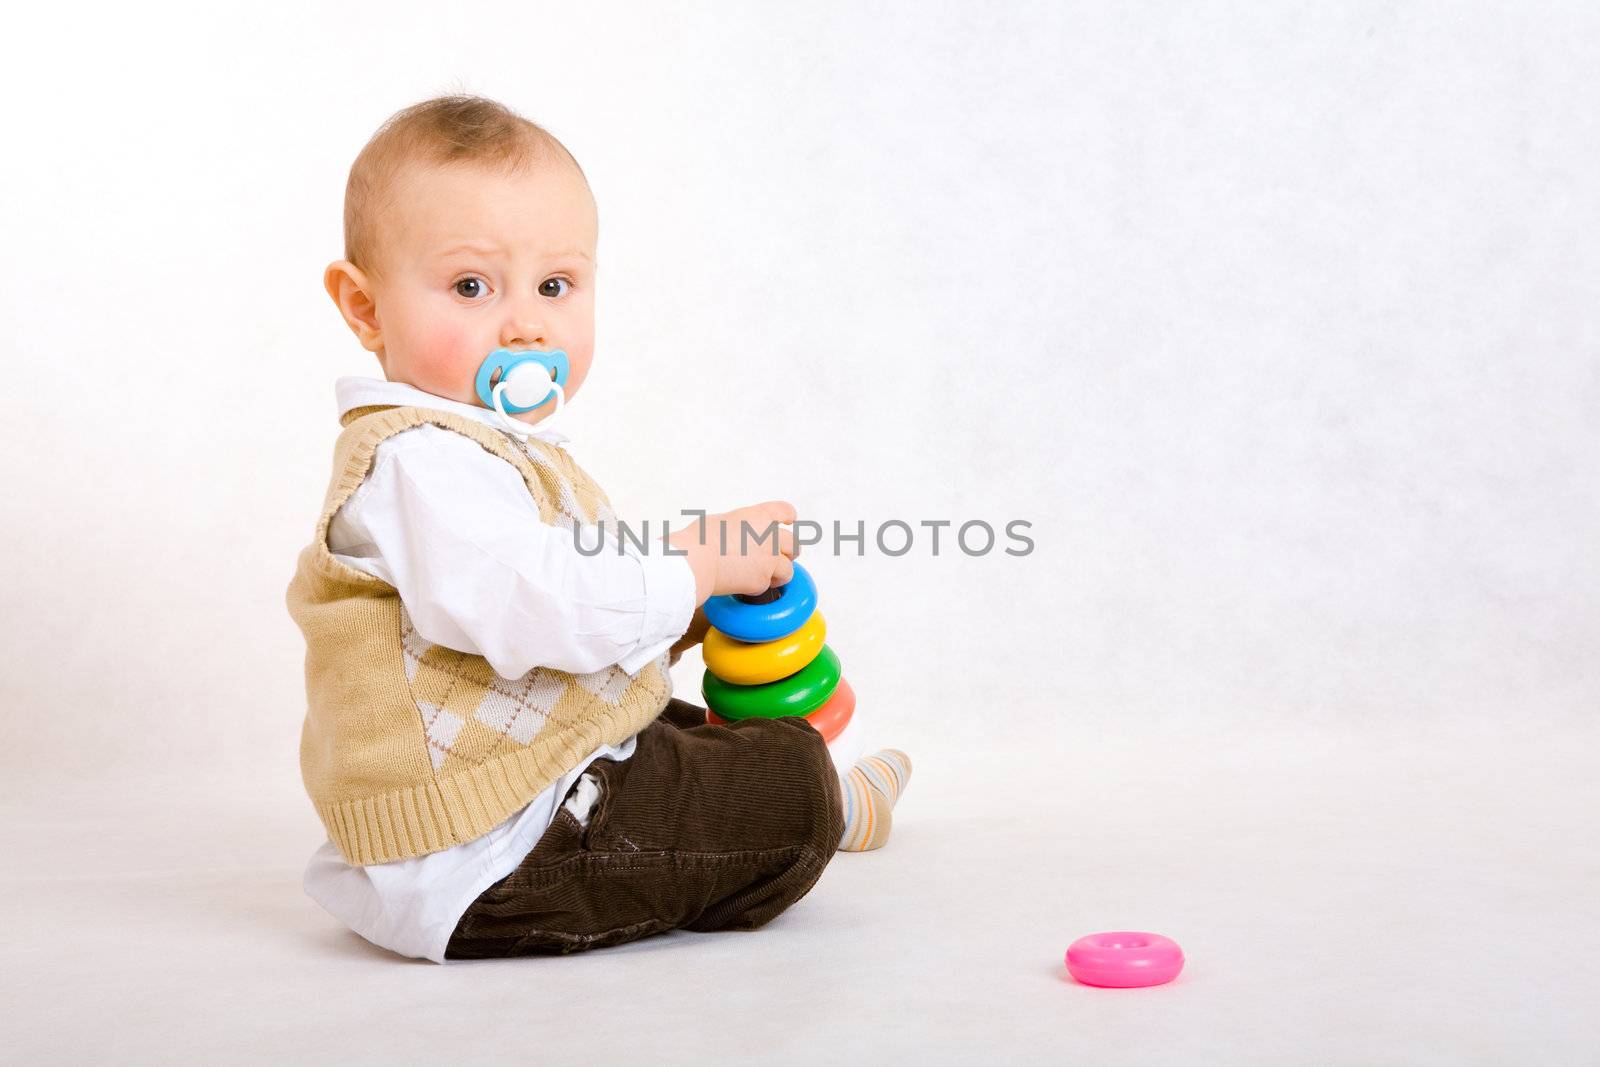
left=4, top=718, right=1597, bottom=1065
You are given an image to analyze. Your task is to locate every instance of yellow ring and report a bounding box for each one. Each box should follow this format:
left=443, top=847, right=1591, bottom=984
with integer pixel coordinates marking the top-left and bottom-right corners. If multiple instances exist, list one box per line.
left=703, top=611, right=827, bottom=685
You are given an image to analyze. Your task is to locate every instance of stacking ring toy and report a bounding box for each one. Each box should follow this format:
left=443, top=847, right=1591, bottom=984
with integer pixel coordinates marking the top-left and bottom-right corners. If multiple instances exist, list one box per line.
left=702, top=645, right=842, bottom=720
left=703, top=562, right=818, bottom=642
left=707, top=677, right=856, bottom=743
left=703, top=611, right=826, bottom=685
left=1064, top=932, right=1185, bottom=988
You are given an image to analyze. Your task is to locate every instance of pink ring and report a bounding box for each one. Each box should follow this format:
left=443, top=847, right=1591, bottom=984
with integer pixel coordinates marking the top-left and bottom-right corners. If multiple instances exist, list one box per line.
left=1064, top=931, right=1184, bottom=988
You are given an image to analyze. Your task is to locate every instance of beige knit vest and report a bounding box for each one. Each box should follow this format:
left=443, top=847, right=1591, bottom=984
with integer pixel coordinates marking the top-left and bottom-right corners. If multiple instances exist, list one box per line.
left=286, top=405, right=673, bottom=865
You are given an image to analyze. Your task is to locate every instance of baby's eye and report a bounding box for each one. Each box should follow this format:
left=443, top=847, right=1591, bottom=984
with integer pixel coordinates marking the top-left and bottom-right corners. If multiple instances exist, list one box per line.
left=539, top=277, right=571, bottom=298
left=454, top=277, right=488, bottom=299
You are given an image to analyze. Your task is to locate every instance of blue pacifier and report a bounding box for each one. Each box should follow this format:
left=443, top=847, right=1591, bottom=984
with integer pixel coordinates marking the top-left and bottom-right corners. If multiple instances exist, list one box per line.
left=474, top=348, right=570, bottom=413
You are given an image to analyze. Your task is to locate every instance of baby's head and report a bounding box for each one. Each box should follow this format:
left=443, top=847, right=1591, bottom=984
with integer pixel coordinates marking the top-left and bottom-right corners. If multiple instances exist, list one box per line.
left=326, top=95, right=598, bottom=425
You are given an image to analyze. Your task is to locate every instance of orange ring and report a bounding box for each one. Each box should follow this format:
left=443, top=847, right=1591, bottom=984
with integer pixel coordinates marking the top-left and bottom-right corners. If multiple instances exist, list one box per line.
left=706, top=677, right=856, bottom=744
left=803, top=676, right=856, bottom=742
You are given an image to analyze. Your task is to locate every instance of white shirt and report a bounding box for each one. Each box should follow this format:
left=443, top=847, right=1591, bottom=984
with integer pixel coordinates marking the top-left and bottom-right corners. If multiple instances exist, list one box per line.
left=302, top=377, right=697, bottom=963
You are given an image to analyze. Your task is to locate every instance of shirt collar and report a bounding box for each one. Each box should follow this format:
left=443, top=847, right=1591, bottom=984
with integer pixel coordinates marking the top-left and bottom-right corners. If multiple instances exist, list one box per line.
left=333, top=376, right=571, bottom=446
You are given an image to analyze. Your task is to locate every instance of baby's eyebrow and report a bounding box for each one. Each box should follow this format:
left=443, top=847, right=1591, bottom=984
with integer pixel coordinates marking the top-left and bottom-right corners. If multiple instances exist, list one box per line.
left=434, top=242, right=505, bottom=260
left=432, top=243, right=592, bottom=264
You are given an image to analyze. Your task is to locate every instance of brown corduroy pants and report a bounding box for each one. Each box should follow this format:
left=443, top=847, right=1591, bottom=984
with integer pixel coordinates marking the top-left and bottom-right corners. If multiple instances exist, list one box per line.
left=444, top=698, right=845, bottom=958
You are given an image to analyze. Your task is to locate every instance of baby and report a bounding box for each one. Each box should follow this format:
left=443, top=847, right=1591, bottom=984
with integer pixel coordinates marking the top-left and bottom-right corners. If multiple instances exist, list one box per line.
left=286, top=95, right=912, bottom=962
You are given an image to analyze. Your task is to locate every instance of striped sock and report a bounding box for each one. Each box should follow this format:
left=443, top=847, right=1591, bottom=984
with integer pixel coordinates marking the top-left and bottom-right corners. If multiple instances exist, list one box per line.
left=838, top=749, right=913, bottom=852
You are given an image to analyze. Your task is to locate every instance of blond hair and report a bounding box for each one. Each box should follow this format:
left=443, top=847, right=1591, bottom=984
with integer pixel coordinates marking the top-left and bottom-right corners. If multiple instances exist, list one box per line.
left=342, top=95, right=586, bottom=274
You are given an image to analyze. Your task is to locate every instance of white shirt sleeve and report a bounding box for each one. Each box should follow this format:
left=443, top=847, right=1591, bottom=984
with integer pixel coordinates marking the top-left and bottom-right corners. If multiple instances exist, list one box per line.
left=327, top=424, right=696, bottom=679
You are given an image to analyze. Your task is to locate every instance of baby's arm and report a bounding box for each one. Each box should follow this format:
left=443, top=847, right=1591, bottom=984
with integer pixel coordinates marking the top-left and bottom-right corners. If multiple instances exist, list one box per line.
left=329, top=426, right=695, bottom=677
left=668, top=606, right=712, bottom=667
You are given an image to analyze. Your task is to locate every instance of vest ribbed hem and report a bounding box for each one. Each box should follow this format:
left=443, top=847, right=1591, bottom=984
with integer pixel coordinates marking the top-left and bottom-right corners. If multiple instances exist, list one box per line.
left=317, top=689, right=665, bottom=866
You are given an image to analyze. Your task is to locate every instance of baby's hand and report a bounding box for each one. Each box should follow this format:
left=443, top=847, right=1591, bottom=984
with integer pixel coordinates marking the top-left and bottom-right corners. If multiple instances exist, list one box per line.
left=668, top=501, right=799, bottom=606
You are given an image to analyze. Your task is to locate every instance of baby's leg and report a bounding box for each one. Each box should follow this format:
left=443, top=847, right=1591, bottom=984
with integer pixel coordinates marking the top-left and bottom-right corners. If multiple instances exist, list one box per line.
left=665, top=697, right=913, bottom=855
left=444, top=709, right=842, bottom=959
left=656, top=695, right=714, bottom=731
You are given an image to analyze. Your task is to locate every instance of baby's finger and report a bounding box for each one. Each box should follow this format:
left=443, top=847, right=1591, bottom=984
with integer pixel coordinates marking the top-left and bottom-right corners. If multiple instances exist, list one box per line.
left=775, top=527, right=798, bottom=559
left=770, top=555, right=795, bottom=587
left=758, top=500, right=797, bottom=526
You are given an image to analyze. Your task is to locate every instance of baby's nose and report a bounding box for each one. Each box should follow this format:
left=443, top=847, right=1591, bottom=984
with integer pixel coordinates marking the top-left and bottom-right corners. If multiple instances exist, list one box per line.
left=501, top=328, right=547, bottom=349
left=500, top=312, right=548, bottom=349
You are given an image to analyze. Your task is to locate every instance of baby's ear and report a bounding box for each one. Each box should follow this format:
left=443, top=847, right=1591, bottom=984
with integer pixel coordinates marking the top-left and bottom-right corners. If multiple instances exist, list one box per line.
left=324, top=260, right=383, bottom=353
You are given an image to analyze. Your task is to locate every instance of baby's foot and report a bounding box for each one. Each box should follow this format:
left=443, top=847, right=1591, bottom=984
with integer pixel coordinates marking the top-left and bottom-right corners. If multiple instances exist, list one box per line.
left=838, top=749, right=913, bottom=852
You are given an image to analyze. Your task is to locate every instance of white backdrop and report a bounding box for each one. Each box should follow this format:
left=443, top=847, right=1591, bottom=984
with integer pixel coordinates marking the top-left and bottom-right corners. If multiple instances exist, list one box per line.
left=2, top=2, right=1596, bottom=1063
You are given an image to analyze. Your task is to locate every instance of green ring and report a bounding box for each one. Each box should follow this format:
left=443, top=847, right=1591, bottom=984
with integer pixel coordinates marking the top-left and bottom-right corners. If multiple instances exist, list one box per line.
left=702, top=645, right=843, bottom=720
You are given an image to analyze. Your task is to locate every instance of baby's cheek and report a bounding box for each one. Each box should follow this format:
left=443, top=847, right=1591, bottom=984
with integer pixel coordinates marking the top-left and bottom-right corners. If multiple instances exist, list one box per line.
left=413, top=328, right=482, bottom=399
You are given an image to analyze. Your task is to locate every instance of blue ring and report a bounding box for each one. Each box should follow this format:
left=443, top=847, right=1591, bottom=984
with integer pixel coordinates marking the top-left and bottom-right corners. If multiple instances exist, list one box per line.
left=703, top=561, right=817, bottom=642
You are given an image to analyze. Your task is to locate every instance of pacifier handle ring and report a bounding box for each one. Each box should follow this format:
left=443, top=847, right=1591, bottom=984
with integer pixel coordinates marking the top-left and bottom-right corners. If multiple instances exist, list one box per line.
left=491, top=375, right=565, bottom=438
